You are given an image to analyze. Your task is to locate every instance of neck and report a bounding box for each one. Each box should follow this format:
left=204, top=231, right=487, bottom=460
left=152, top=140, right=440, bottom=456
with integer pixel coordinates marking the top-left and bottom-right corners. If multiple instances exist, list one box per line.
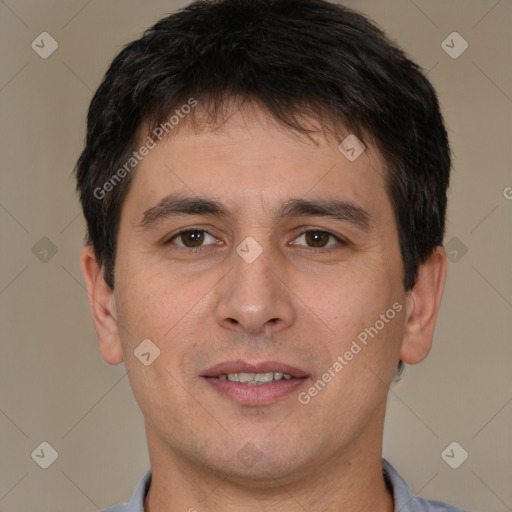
left=144, top=407, right=394, bottom=512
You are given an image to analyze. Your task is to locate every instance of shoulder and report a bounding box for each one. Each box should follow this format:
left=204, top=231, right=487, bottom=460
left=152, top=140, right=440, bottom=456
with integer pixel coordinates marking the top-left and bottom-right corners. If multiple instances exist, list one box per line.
left=101, top=468, right=152, bottom=512
left=383, top=459, right=471, bottom=512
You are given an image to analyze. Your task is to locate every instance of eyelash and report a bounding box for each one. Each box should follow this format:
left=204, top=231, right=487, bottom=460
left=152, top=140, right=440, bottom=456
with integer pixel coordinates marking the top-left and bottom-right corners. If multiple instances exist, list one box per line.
left=164, top=228, right=348, bottom=252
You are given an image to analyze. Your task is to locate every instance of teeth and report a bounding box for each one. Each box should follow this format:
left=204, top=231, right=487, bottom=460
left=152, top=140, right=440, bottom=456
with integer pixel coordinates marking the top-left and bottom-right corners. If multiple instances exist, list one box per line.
left=220, top=372, right=293, bottom=383
left=255, top=372, right=274, bottom=383
left=239, top=372, right=255, bottom=383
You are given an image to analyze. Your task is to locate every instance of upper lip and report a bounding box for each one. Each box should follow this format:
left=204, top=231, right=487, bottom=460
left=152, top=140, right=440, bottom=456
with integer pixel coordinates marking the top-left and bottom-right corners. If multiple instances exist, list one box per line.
left=202, top=360, right=309, bottom=378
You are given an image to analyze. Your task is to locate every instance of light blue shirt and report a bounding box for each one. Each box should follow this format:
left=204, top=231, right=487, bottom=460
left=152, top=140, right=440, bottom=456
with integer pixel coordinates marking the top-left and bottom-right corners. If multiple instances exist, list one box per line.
left=103, top=459, right=469, bottom=511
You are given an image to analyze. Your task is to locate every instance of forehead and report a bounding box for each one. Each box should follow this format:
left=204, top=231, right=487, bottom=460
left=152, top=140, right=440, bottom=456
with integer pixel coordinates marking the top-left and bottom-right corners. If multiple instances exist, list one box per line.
left=126, top=107, right=388, bottom=213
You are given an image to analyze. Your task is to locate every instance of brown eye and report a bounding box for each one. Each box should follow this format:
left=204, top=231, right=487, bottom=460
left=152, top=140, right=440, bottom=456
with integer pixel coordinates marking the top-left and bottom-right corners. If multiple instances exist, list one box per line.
left=171, top=230, right=215, bottom=248
left=293, top=230, right=341, bottom=248
left=305, top=231, right=330, bottom=247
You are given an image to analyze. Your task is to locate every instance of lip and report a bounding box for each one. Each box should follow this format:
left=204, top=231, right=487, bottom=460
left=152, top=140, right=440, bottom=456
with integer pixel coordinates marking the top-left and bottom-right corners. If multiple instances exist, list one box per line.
left=202, top=360, right=309, bottom=378
left=202, top=360, right=309, bottom=406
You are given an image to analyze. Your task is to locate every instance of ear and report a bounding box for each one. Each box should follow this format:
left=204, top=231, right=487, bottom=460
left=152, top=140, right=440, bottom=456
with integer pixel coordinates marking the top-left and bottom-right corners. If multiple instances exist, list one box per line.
left=400, top=246, right=447, bottom=365
left=80, top=246, right=124, bottom=365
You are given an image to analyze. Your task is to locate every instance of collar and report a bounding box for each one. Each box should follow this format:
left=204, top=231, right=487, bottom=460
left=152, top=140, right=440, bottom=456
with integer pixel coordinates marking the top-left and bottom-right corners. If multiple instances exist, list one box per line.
left=122, top=459, right=461, bottom=511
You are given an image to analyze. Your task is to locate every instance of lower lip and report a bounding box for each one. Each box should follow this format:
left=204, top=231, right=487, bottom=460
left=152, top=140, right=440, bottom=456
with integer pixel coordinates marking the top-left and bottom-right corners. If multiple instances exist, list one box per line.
left=204, top=377, right=307, bottom=405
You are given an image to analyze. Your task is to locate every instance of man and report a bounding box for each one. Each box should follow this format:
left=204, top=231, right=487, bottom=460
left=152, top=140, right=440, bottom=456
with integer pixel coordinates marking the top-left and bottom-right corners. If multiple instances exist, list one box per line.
left=76, top=0, right=467, bottom=510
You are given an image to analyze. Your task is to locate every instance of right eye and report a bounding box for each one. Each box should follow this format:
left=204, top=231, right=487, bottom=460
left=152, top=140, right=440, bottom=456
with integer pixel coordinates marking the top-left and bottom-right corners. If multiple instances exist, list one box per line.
left=166, top=229, right=220, bottom=250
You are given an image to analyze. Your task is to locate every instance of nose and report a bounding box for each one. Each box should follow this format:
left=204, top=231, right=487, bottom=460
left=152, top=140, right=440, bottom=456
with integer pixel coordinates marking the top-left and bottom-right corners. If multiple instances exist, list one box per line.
left=215, top=247, right=296, bottom=336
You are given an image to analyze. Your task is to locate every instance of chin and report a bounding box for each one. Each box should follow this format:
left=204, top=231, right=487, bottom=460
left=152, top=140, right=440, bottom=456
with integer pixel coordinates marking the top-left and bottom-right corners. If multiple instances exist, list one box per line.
left=188, top=433, right=319, bottom=486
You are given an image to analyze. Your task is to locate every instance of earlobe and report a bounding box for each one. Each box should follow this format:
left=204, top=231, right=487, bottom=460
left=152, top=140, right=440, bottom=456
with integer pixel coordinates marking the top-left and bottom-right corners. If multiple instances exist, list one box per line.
left=80, top=246, right=124, bottom=365
left=400, top=246, right=447, bottom=365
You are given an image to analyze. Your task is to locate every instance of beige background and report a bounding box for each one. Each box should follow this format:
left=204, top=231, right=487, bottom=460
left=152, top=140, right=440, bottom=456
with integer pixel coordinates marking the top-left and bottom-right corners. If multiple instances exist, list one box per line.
left=0, top=1, right=511, bottom=511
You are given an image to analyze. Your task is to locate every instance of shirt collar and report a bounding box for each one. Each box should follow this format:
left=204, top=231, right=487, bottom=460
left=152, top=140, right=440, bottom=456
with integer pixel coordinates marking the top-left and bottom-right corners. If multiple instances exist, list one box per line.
left=125, top=467, right=151, bottom=511
left=382, top=458, right=419, bottom=511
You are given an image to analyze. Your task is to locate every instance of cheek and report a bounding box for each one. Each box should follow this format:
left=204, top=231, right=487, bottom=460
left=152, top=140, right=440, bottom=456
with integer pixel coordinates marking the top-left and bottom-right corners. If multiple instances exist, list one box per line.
left=308, top=260, right=406, bottom=383
left=306, top=303, right=406, bottom=422
left=114, top=266, right=222, bottom=386
left=300, top=260, right=397, bottom=334
left=115, top=268, right=202, bottom=340
left=342, top=301, right=406, bottom=386
left=113, top=273, right=209, bottom=424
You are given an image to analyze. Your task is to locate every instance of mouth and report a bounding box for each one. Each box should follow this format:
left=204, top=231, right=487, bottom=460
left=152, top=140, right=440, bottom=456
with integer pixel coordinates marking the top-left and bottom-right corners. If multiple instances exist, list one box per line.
left=202, top=360, right=309, bottom=405
left=216, top=371, right=294, bottom=385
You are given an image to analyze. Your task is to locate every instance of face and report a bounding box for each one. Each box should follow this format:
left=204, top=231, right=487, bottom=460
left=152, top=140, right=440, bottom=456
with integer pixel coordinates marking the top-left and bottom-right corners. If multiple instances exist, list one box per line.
left=107, top=107, right=410, bottom=483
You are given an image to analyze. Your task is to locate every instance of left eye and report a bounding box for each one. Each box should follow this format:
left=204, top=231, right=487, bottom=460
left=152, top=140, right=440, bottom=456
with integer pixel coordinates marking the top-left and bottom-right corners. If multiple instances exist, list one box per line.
left=292, top=230, right=341, bottom=248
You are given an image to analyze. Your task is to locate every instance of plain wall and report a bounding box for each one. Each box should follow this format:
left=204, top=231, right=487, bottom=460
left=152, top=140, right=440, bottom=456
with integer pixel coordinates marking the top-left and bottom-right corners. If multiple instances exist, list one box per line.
left=0, top=1, right=511, bottom=511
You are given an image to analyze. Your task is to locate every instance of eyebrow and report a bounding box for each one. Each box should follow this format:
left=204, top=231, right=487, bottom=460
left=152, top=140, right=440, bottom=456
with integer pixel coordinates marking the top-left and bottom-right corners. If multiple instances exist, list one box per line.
left=138, top=194, right=373, bottom=232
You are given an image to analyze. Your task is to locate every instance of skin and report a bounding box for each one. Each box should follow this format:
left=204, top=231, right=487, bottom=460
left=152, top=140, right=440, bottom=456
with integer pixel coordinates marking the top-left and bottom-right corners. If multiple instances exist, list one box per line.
left=81, top=106, right=446, bottom=512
